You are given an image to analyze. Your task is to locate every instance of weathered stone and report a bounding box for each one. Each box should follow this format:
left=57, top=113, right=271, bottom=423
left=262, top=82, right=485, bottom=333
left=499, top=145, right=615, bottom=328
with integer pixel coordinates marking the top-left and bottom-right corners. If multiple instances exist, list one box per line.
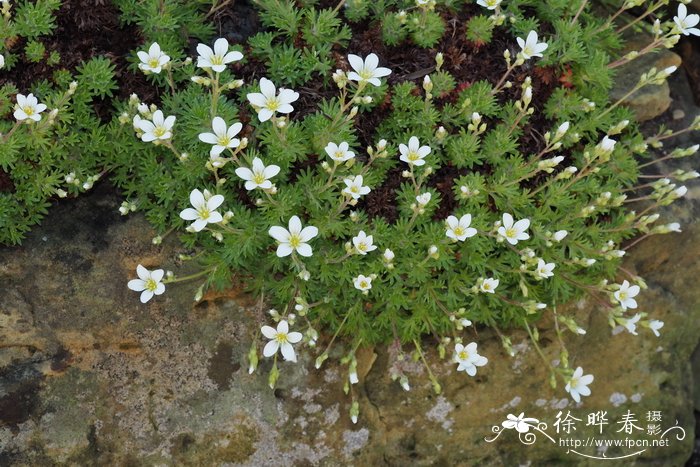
left=610, top=35, right=683, bottom=122
left=1, top=176, right=699, bottom=465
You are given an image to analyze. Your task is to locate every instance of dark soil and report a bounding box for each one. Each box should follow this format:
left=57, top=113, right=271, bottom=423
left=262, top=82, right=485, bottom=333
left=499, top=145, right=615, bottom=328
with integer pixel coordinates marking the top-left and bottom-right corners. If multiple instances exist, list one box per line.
left=211, top=2, right=563, bottom=222
left=0, top=0, right=159, bottom=117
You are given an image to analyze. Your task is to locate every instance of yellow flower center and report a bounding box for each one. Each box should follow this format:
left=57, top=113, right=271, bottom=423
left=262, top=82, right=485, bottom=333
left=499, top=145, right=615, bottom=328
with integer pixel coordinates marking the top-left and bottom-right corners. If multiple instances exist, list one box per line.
left=618, top=292, right=627, bottom=300
left=145, top=278, right=158, bottom=292
left=217, top=136, right=231, bottom=147
left=335, top=151, right=345, bottom=159
left=408, top=151, right=419, bottom=161
left=360, top=280, right=368, bottom=288
left=505, top=227, right=516, bottom=238
left=211, top=55, right=224, bottom=66
left=359, top=69, right=373, bottom=80
left=454, top=227, right=464, bottom=236
left=458, top=350, right=469, bottom=360
left=23, top=106, right=34, bottom=116
left=351, top=186, right=359, bottom=193
left=524, top=46, right=534, bottom=56
left=289, top=234, right=301, bottom=249
left=149, top=58, right=160, bottom=69
left=275, top=332, right=289, bottom=344
left=570, top=377, right=579, bottom=388
left=198, top=207, right=211, bottom=220
left=153, top=126, right=167, bottom=138
left=358, top=242, right=367, bottom=251
left=253, top=172, right=266, bottom=185
left=483, top=283, right=491, bottom=290
left=266, top=98, right=280, bottom=111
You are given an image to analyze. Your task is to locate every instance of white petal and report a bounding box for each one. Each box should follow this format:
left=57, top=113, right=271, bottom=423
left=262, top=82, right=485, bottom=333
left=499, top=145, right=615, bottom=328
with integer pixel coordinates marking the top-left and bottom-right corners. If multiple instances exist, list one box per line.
left=276, top=244, right=293, bottom=257
left=263, top=340, right=279, bottom=357
left=259, top=77, right=276, bottom=98
left=280, top=342, right=297, bottom=362
left=140, top=290, right=154, bottom=303
left=295, top=243, right=313, bottom=257
left=268, top=226, right=290, bottom=242
left=235, top=167, right=254, bottom=181
left=190, top=189, right=205, bottom=208
left=212, top=116, right=227, bottom=136
left=199, top=132, right=219, bottom=145
left=180, top=208, right=199, bottom=221
left=299, top=226, right=318, bottom=242
left=247, top=92, right=268, bottom=108
left=261, top=325, right=277, bottom=339
left=287, top=331, right=302, bottom=344
left=207, top=194, right=225, bottom=210
left=214, top=38, right=229, bottom=57
left=288, top=216, right=302, bottom=234
left=128, top=279, right=146, bottom=291
left=347, top=54, right=364, bottom=73
left=136, top=264, right=150, bottom=281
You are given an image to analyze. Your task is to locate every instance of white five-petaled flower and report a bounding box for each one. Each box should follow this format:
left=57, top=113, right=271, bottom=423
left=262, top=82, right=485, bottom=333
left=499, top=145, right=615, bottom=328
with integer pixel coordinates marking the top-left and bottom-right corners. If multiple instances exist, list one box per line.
left=246, top=77, right=299, bottom=122
left=498, top=213, right=530, bottom=245
left=565, top=367, right=594, bottom=403
left=235, top=157, right=280, bottom=191
left=480, top=277, right=499, bottom=293
left=353, top=274, right=373, bottom=292
left=137, top=110, right=176, bottom=142
left=502, top=413, right=539, bottom=433
left=399, top=136, right=431, bottom=166
left=127, top=264, right=166, bottom=303
left=614, top=280, right=640, bottom=311
left=325, top=141, right=355, bottom=162
left=674, top=4, right=700, bottom=36
left=453, top=342, right=488, bottom=376
left=196, top=37, right=243, bottom=73
left=649, top=319, right=664, bottom=337
left=621, top=313, right=641, bottom=335
left=261, top=320, right=303, bottom=362
left=269, top=216, right=319, bottom=257
left=416, top=192, right=431, bottom=206
left=137, top=42, right=170, bottom=74
left=14, top=93, right=47, bottom=122
left=446, top=214, right=477, bottom=241
left=597, top=135, right=617, bottom=153
left=535, top=259, right=556, bottom=279
left=347, top=53, right=392, bottom=87
left=477, top=0, right=502, bottom=10
left=353, top=230, right=377, bottom=255
left=198, top=117, right=242, bottom=156
left=516, top=30, right=548, bottom=60
left=179, top=189, right=225, bottom=232
left=343, top=175, right=371, bottom=199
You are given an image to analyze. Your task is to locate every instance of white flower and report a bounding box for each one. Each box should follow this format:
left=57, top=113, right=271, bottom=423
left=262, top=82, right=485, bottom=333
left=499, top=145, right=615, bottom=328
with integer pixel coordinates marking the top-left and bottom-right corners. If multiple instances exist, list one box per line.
left=416, top=192, right=431, bottom=206
left=269, top=216, right=319, bottom=257
left=383, top=249, right=395, bottom=261
left=137, top=42, right=170, bottom=74
left=196, top=38, right=243, bottom=73
left=446, top=214, right=477, bottom=241
left=516, top=31, right=548, bottom=60
left=477, top=0, right=502, bottom=10
left=179, top=189, right=225, bottom=232
left=480, top=277, right=499, bottom=293
left=343, top=175, right=371, bottom=199
left=246, top=77, right=299, bottom=122
left=565, top=367, right=593, bottom=403
left=353, top=230, right=377, bottom=255
left=453, top=342, right=488, bottom=376
left=621, top=313, right=641, bottom=335
left=198, top=117, right=242, bottom=156
left=354, top=274, right=373, bottom=292
left=127, top=264, right=165, bottom=303
left=261, top=320, right=303, bottom=362
left=502, top=413, right=539, bottom=433
left=597, top=135, right=617, bottom=153
left=235, top=157, right=280, bottom=191
left=553, top=230, right=568, bottom=242
left=674, top=4, right=700, bottom=36
left=614, top=280, right=640, bottom=311
left=535, top=259, right=555, bottom=279
left=399, top=136, right=431, bottom=166
left=14, top=93, right=47, bottom=122
left=497, top=213, right=530, bottom=245
left=649, top=319, right=664, bottom=337
left=0, top=54, right=5, bottom=69
left=137, top=110, right=175, bottom=142
left=668, top=222, right=681, bottom=232
left=347, top=53, right=392, bottom=87
left=325, top=141, right=355, bottom=163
